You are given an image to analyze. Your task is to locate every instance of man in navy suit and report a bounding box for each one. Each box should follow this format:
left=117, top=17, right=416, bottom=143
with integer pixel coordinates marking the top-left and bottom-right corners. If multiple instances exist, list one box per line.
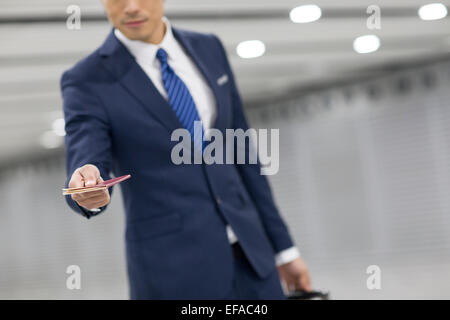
left=62, top=0, right=311, bottom=299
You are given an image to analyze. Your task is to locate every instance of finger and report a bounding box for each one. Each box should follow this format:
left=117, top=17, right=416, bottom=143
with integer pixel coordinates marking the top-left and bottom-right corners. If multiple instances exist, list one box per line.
left=79, top=195, right=109, bottom=210
left=79, top=193, right=109, bottom=205
left=297, top=273, right=312, bottom=292
left=88, top=198, right=110, bottom=208
left=76, top=189, right=108, bottom=200
left=280, top=271, right=298, bottom=293
left=277, top=270, right=288, bottom=294
left=79, top=165, right=100, bottom=187
left=288, top=282, right=296, bottom=292
left=71, top=189, right=104, bottom=202
left=78, top=189, right=110, bottom=208
left=279, top=279, right=289, bottom=295
left=302, top=276, right=312, bottom=292
left=68, top=170, right=85, bottom=188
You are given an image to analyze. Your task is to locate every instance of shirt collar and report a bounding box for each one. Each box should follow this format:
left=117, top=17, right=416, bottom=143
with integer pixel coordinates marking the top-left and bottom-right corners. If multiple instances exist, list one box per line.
left=114, top=16, right=177, bottom=65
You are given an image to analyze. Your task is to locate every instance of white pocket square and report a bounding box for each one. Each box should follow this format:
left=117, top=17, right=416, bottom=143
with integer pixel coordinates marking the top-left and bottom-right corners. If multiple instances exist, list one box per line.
left=217, top=74, right=229, bottom=86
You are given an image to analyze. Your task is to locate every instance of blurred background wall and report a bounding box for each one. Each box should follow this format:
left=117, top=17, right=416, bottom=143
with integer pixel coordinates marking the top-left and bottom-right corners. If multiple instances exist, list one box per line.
left=1, top=0, right=450, bottom=299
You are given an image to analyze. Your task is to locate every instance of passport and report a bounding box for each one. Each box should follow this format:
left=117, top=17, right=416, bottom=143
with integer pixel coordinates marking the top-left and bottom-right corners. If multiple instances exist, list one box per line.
left=62, top=174, right=131, bottom=195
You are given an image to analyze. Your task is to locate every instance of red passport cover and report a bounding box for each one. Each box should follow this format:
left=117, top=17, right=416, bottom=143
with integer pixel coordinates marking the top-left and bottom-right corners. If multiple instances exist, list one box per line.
left=62, top=174, right=131, bottom=195
left=96, top=174, right=131, bottom=188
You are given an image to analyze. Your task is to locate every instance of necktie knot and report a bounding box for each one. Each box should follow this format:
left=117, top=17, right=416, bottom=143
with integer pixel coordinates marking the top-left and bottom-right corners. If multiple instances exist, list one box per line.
left=156, top=47, right=168, bottom=65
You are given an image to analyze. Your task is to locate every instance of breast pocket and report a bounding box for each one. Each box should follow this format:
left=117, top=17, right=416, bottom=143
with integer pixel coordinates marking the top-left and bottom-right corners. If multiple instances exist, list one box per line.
left=126, top=212, right=183, bottom=241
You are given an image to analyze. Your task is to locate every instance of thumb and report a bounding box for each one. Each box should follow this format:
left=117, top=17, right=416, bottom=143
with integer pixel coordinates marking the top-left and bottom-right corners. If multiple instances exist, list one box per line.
left=79, top=164, right=100, bottom=187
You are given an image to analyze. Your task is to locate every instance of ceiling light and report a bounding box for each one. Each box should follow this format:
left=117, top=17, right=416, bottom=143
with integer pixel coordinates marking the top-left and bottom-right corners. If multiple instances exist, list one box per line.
left=236, top=40, right=266, bottom=59
left=353, top=35, right=380, bottom=54
left=418, top=3, right=448, bottom=21
left=290, top=5, right=322, bottom=23
left=52, top=118, right=66, bottom=137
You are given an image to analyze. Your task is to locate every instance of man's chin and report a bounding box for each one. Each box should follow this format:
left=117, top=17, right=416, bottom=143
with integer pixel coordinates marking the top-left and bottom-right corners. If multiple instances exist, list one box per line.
left=120, top=29, right=149, bottom=42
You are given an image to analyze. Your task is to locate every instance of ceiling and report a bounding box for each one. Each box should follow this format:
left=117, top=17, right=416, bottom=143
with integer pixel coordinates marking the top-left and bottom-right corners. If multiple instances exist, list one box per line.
left=1, top=0, right=450, bottom=167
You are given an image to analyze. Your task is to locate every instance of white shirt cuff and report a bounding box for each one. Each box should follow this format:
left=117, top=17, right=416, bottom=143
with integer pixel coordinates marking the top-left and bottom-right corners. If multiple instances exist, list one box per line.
left=81, top=206, right=101, bottom=213
left=275, top=246, right=301, bottom=266
left=226, top=225, right=238, bottom=244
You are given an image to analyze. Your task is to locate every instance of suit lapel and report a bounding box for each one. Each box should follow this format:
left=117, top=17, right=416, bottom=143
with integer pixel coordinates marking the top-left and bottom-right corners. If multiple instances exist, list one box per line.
left=172, top=28, right=227, bottom=134
left=98, top=27, right=228, bottom=135
left=99, top=30, right=182, bottom=134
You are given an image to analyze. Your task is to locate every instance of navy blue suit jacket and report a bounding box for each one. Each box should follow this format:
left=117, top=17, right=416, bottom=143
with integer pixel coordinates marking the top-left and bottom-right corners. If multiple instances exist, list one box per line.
left=61, top=26, right=295, bottom=299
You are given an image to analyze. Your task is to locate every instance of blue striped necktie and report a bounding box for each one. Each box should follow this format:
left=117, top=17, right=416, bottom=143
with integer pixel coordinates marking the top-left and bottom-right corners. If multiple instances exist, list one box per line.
left=156, top=47, right=204, bottom=150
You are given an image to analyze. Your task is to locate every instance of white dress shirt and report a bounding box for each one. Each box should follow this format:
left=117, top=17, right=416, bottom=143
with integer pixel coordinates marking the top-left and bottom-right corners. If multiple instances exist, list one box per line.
left=112, top=17, right=300, bottom=266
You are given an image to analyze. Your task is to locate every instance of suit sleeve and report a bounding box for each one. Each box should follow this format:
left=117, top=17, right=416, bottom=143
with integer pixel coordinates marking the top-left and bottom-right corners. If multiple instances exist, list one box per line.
left=212, top=35, right=296, bottom=253
left=60, top=71, right=114, bottom=219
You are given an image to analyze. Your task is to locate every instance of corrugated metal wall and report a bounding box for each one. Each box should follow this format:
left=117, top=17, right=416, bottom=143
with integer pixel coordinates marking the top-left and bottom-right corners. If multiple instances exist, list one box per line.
left=247, top=59, right=450, bottom=299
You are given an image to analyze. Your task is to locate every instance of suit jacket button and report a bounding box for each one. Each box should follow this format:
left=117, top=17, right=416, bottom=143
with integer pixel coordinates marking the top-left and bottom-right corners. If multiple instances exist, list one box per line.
left=216, top=196, right=222, bottom=205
